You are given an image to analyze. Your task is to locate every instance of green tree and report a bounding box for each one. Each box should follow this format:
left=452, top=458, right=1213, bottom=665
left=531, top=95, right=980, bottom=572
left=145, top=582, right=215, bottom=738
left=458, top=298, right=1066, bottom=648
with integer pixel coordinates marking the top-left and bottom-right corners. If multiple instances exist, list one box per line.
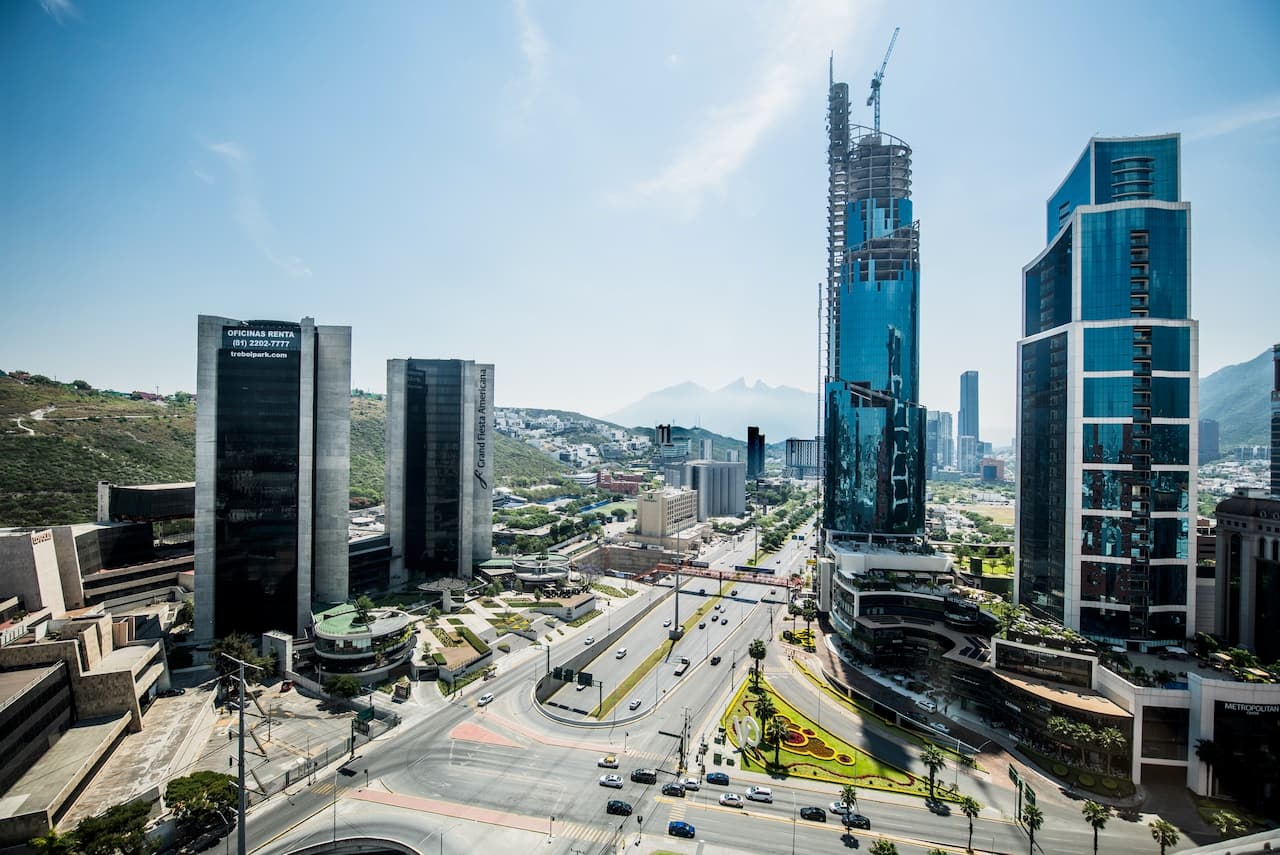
left=175, top=599, right=194, bottom=627
left=209, top=633, right=270, bottom=686
left=1098, top=727, right=1127, bottom=775
left=801, top=599, right=817, bottom=642
left=28, top=827, right=76, bottom=855
left=324, top=674, right=361, bottom=699
left=1149, top=818, right=1179, bottom=854
left=1081, top=800, right=1109, bottom=854
left=920, top=744, right=947, bottom=802
left=765, top=714, right=790, bottom=765
left=1023, top=803, right=1044, bottom=855
left=1209, top=810, right=1246, bottom=838
left=869, top=841, right=899, bottom=855
left=838, top=783, right=859, bottom=815
left=748, top=638, right=767, bottom=687
left=960, top=795, right=982, bottom=852
left=753, top=693, right=777, bottom=728
left=74, top=800, right=153, bottom=855
left=1195, top=739, right=1221, bottom=797
left=165, top=771, right=236, bottom=835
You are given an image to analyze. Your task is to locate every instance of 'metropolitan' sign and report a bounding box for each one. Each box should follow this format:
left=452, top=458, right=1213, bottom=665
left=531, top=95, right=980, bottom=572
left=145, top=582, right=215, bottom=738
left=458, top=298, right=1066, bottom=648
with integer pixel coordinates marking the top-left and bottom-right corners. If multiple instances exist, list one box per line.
left=1218, top=701, right=1280, bottom=716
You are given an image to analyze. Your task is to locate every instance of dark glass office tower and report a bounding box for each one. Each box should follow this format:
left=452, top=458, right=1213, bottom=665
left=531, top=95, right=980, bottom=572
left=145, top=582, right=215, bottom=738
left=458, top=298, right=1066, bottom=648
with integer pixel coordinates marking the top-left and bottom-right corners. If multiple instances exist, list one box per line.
left=746, top=426, right=765, bottom=479
left=822, top=68, right=924, bottom=538
left=1017, top=135, right=1197, bottom=647
left=195, top=315, right=351, bottom=641
left=958, top=370, right=980, bottom=472
left=386, top=359, right=493, bottom=584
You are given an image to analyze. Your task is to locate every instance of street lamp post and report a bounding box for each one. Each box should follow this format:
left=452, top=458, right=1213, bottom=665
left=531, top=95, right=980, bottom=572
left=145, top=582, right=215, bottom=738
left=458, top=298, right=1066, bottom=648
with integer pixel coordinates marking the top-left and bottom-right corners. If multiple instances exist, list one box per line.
left=220, top=653, right=261, bottom=855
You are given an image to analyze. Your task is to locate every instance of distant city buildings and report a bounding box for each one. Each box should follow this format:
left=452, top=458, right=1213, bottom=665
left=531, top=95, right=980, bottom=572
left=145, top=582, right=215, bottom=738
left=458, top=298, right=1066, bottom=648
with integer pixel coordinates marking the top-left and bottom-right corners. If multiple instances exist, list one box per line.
left=1213, top=488, right=1280, bottom=663
left=635, top=487, right=701, bottom=549
left=195, top=315, right=351, bottom=641
left=385, top=359, right=494, bottom=585
left=664, top=460, right=746, bottom=519
left=1016, top=135, right=1198, bottom=646
left=958, top=370, right=980, bottom=473
left=699, top=438, right=714, bottom=460
left=784, top=437, right=822, bottom=479
left=1198, top=418, right=1220, bottom=464
left=746, top=426, right=765, bottom=478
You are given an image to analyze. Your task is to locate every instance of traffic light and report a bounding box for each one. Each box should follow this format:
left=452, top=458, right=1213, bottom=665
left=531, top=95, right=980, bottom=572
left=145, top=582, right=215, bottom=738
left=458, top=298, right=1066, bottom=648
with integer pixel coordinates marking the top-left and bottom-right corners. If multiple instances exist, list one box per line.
left=552, top=667, right=564, bottom=680
left=563, top=669, right=575, bottom=683
left=577, top=671, right=593, bottom=686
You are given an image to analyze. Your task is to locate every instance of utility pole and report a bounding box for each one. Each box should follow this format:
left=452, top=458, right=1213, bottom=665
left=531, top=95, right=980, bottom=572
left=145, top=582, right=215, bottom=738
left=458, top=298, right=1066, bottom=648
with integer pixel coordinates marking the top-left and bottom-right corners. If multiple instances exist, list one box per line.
left=221, top=652, right=262, bottom=855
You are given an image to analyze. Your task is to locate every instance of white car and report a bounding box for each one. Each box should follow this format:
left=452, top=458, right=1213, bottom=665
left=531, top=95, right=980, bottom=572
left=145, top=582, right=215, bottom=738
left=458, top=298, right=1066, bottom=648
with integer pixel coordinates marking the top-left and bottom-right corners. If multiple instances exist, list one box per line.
left=929, top=721, right=951, bottom=735
left=628, top=698, right=643, bottom=711
left=477, top=693, right=494, bottom=706
left=663, top=619, right=672, bottom=627
left=584, top=636, right=595, bottom=645
left=718, top=793, right=744, bottom=808
left=682, top=777, right=700, bottom=791
left=599, top=774, right=624, bottom=788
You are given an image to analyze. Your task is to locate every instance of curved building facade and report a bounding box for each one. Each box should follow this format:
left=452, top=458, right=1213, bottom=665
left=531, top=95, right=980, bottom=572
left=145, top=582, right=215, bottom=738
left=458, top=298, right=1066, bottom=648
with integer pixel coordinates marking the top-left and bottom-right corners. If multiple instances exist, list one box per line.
left=823, top=77, right=925, bottom=538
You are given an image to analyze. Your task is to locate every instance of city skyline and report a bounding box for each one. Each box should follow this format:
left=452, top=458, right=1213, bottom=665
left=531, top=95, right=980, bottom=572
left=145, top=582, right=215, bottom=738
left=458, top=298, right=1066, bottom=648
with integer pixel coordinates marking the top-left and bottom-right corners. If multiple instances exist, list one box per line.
left=3, top=2, right=1279, bottom=443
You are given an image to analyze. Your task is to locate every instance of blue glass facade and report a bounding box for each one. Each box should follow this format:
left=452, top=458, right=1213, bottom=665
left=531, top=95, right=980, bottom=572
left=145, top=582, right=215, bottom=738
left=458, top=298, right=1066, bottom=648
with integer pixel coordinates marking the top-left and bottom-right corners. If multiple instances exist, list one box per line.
left=823, top=89, right=925, bottom=536
left=1018, top=134, right=1197, bottom=645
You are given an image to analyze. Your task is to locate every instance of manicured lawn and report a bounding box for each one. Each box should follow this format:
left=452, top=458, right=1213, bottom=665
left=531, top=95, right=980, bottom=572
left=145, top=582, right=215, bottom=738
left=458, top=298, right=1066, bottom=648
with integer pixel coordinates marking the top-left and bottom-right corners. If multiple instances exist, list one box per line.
left=720, top=676, right=957, bottom=802
left=1017, top=742, right=1135, bottom=798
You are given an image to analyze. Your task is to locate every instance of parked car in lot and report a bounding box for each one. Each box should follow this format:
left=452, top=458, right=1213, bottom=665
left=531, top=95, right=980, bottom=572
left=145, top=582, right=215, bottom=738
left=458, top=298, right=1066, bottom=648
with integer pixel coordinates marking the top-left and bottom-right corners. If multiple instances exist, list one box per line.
left=799, top=806, right=826, bottom=822
left=710, top=655, right=722, bottom=665
left=599, top=774, right=624, bottom=788
left=668, top=821, right=696, bottom=839
left=705, top=772, right=730, bottom=785
left=477, top=693, right=494, bottom=706
left=598, top=755, right=619, bottom=768
left=606, top=799, right=632, bottom=816
left=661, top=782, right=685, bottom=797
left=628, top=698, right=643, bottom=711
left=718, top=792, right=744, bottom=808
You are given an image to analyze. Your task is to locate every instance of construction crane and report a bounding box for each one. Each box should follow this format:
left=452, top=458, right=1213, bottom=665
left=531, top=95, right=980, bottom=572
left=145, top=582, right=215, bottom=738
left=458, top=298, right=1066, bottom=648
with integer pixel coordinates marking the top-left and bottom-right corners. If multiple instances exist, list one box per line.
left=866, top=27, right=900, bottom=134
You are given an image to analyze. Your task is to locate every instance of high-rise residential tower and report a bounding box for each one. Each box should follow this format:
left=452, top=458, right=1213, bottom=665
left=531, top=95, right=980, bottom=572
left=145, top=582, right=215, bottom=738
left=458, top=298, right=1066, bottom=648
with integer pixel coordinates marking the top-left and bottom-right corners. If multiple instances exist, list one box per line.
left=958, top=370, right=980, bottom=473
left=1016, top=135, right=1198, bottom=646
left=822, top=64, right=924, bottom=537
left=195, top=315, right=351, bottom=640
left=385, top=359, right=493, bottom=584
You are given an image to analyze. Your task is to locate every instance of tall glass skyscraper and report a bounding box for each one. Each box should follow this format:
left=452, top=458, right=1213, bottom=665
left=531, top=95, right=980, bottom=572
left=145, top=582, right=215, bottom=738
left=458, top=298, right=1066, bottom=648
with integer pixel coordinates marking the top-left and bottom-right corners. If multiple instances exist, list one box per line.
left=822, top=67, right=924, bottom=538
left=1016, top=135, right=1198, bottom=647
left=958, top=370, right=980, bottom=472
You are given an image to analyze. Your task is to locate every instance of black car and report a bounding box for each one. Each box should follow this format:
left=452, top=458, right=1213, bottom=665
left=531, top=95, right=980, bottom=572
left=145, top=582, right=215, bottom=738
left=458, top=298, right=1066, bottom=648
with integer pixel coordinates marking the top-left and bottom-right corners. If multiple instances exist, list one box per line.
left=606, top=799, right=632, bottom=816
left=926, top=800, right=950, bottom=816
left=799, top=806, right=826, bottom=822
left=661, top=783, right=686, bottom=797
left=157, top=687, right=185, bottom=698
left=710, top=655, right=722, bottom=666
left=844, top=813, right=872, bottom=829
left=698, top=621, right=706, bottom=629
left=705, top=772, right=730, bottom=785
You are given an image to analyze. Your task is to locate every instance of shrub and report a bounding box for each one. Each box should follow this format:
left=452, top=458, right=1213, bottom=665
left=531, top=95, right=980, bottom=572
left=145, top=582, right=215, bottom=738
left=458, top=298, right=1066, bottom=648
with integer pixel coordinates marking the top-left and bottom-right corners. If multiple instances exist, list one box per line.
left=1077, top=773, right=1096, bottom=787
left=497, top=642, right=511, bottom=653
left=1102, top=778, right=1119, bottom=790
left=431, top=652, right=446, bottom=665
left=1052, top=762, right=1069, bottom=776
left=458, top=627, right=490, bottom=655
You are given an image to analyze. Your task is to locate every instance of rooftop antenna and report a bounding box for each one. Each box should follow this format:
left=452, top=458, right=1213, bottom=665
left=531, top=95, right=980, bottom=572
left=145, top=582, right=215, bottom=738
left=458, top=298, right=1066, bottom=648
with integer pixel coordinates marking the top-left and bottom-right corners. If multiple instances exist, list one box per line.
left=867, top=27, right=900, bottom=134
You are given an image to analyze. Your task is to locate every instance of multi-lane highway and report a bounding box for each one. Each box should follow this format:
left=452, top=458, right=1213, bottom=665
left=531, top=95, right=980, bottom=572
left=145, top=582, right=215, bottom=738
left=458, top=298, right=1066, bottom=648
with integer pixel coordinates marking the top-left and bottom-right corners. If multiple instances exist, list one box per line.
left=238, top=566, right=1192, bottom=854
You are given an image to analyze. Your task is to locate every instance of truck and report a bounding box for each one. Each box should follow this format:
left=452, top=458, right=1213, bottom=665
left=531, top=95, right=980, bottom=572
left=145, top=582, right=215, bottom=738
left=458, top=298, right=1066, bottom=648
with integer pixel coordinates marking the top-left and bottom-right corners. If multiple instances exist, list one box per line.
left=673, top=656, right=690, bottom=676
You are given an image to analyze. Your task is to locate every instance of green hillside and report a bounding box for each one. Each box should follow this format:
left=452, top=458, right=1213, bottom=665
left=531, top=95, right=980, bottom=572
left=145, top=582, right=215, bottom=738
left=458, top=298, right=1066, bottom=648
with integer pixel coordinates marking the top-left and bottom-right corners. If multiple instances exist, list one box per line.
left=1200, top=347, right=1272, bottom=450
left=1, top=373, right=570, bottom=527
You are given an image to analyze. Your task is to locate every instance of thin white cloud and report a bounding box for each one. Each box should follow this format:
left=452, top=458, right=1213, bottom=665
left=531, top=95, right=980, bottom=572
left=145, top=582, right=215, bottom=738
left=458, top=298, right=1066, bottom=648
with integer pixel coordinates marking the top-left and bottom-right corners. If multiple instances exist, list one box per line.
left=616, top=0, right=862, bottom=215
left=38, top=0, right=78, bottom=23
left=1183, top=93, right=1280, bottom=142
left=205, top=140, right=312, bottom=279
left=514, top=0, right=549, bottom=85
left=191, top=165, right=215, bottom=185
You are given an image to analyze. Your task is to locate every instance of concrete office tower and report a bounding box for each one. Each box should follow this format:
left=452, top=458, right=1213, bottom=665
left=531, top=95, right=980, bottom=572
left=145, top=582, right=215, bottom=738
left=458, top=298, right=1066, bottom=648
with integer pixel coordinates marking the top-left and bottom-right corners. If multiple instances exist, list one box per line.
left=822, top=66, right=925, bottom=537
left=958, top=370, right=980, bottom=473
left=746, top=426, right=765, bottom=478
left=664, top=460, right=746, bottom=519
left=699, top=438, right=714, bottom=460
left=385, top=359, right=494, bottom=585
left=195, top=315, right=351, bottom=641
left=925, top=413, right=940, bottom=478
left=1198, top=419, right=1220, bottom=464
left=1016, top=135, right=1198, bottom=646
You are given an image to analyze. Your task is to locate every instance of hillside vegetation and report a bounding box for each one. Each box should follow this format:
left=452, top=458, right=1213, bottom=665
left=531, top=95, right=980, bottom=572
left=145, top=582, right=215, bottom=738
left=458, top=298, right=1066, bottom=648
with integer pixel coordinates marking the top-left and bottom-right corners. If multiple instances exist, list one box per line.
left=1200, top=347, right=1272, bottom=450
left=1, top=373, right=570, bottom=528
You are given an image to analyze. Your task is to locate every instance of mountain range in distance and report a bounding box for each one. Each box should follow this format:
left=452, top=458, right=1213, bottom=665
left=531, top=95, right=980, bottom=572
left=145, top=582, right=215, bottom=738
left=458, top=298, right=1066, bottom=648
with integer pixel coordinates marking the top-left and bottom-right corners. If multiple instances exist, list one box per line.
left=597, top=346, right=1276, bottom=450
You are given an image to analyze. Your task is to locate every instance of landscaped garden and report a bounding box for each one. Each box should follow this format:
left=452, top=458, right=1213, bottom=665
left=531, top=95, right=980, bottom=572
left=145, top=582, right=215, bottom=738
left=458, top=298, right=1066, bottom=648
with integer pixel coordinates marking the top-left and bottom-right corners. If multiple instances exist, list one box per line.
left=720, top=675, right=959, bottom=802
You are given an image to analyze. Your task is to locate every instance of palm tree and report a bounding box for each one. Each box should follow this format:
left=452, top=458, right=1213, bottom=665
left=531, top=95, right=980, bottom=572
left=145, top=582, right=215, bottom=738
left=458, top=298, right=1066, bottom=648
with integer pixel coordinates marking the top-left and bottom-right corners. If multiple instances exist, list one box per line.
left=920, top=744, right=947, bottom=802
left=748, top=638, right=767, bottom=686
left=839, top=783, right=859, bottom=815
left=1046, top=716, right=1073, bottom=760
left=1081, top=800, right=1109, bottom=854
left=1023, top=803, right=1044, bottom=855
left=1149, top=818, right=1179, bottom=854
left=869, top=841, right=899, bottom=855
left=1208, top=810, right=1246, bottom=839
left=754, top=692, right=777, bottom=727
left=802, top=598, right=817, bottom=643
left=765, top=715, right=789, bottom=766
left=1099, top=728, right=1127, bottom=776
left=1195, top=738, right=1221, bottom=796
left=959, top=795, right=982, bottom=852
left=1070, top=721, right=1096, bottom=766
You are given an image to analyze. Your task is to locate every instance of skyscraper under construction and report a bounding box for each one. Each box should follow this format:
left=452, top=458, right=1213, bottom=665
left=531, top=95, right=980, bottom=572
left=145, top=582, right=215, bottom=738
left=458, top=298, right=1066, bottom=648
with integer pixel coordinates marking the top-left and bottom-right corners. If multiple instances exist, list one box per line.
left=822, top=61, right=925, bottom=540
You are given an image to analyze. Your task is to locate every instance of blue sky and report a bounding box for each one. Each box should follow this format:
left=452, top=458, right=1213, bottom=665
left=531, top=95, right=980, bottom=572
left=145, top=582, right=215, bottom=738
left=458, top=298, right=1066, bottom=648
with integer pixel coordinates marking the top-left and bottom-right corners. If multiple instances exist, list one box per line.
left=3, top=1, right=1278, bottom=442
